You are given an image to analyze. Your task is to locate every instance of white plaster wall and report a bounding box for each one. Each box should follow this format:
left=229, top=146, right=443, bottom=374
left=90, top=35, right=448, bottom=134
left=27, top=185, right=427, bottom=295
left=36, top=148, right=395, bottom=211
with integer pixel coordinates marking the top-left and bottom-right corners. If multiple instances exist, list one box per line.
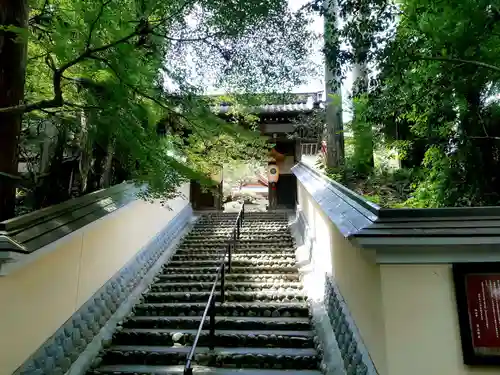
left=380, top=264, right=499, bottom=375
left=0, top=184, right=190, bottom=374
left=297, top=182, right=388, bottom=374
left=297, top=175, right=500, bottom=375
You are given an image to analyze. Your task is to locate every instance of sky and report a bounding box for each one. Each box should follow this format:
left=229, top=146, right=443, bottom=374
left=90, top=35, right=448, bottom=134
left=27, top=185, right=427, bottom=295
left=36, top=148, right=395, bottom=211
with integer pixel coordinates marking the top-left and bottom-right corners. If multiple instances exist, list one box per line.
left=289, top=0, right=354, bottom=120
left=288, top=0, right=324, bottom=94
left=164, top=0, right=354, bottom=105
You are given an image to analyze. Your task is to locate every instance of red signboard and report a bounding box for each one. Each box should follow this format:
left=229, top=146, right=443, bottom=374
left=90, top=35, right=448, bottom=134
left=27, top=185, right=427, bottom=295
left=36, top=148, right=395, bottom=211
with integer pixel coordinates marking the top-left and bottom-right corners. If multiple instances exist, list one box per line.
left=466, top=274, right=500, bottom=356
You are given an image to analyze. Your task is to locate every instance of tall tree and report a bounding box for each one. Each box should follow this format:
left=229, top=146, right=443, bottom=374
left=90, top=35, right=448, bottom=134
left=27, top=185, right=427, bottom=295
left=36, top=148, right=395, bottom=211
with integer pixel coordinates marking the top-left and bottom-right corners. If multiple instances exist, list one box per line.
left=0, top=0, right=29, bottom=220
left=324, top=0, right=345, bottom=168
left=363, top=0, right=500, bottom=207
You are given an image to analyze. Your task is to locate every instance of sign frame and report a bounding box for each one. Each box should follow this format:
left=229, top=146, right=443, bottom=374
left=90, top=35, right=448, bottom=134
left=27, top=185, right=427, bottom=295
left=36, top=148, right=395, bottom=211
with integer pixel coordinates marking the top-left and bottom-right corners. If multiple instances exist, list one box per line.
left=453, top=262, right=500, bottom=366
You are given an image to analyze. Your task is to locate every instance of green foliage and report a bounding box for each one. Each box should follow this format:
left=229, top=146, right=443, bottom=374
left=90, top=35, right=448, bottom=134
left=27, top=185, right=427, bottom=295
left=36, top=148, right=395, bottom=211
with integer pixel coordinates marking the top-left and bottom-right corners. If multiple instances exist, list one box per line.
left=345, top=95, right=374, bottom=176
left=325, top=162, right=415, bottom=208
left=403, top=146, right=456, bottom=208
left=321, top=0, right=500, bottom=208
left=4, top=0, right=317, bottom=214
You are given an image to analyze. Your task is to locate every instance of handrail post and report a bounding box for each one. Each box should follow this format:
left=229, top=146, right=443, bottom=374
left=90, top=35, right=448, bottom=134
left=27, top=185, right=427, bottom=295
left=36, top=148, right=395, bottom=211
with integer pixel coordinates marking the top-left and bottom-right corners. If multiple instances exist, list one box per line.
left=237, top=216, right=241, bottom=238
left=184, top=366, right=193, bottom=375
left=233, top=228, right=237, bottom=261
left=221, top=263, right=225, bottom=304
left=227, top=242, right=232, bottom=273
left=209, top=297, right=216, bottom=350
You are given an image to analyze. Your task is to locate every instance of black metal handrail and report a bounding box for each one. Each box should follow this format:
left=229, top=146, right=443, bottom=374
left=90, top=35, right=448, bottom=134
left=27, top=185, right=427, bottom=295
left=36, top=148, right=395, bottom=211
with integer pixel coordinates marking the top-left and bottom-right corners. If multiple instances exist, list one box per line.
left=184, top=203, right=245, bottom=375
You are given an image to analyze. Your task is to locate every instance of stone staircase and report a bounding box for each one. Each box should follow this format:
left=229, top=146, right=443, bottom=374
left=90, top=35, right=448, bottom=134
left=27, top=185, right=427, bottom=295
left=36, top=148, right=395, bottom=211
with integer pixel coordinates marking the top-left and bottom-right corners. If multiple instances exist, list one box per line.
left=87, top=212, right=322, bottom=374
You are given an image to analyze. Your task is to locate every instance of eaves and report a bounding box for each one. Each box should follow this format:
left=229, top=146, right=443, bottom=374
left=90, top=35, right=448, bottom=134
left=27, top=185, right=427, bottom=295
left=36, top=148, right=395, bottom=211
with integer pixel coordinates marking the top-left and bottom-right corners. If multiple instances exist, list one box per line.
left=292, top=162, right=500, bottom=264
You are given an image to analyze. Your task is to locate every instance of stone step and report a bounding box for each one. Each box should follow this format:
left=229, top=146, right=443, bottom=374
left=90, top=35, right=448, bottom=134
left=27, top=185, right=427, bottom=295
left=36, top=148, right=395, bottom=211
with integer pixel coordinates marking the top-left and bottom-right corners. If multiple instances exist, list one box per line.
left=88, top=364, right=322, bottom=374
left=176, top=246, right=295, bottom=253
left=185, top=231, right=234, bottom=235
left=193, top=222, right=241, bottom=226
left=184, top=236, right=293, bottom=241
left=189, top=226, right=289, bottom=231
left=166, top=259, right=296, bottom=268
left=183, top=234, right=287, bottom=241
left=189, top=227, right=288, bottom=233
left=193, top=223, right=289, bottom=230
left=242, top=214, right=288, bottom=218
left=171, top=254, right=296, bottom=262
left=190, top=226, right=238, bottom=231
left=172, top=253, right=296, bottom=260
left=186, top=231, right=290, bottom=238
left=201, top=211, right=285, bottom=216
left=142, top=291, right=306, bottom=304
left=233, top=244, right=294, bottom=249
left=193, top=219, right=237, bottom=224
left=243, top=217, right=289, bottom=221
left=182, top=236, right=234, bottom=241
left=181, top=240, right=294, bottom=247
left=160, top=266, right=298, bottom=275
left=112, top=328, right=314, bottom=348
left=122, top=315, right=311, bottom=331
left=177, top=245, right=227, bottom=251
left=149, top=281, right=302, bottom=293
left=240, top=227, right=289, bottom=232
left=180, top=239, right=293, bottom=245
left=155, top=273, right=300, bottom=283
left=177, top=245, right=295, bottom=251
left=183, top=235, right=291, bottom=242
left=241, top=222, right=289, bottom=226
left=133, top=302, right=309, bottom=318
left=98, top=346, right=319, bottom=370
left=197, top=216, right=287, bottom=221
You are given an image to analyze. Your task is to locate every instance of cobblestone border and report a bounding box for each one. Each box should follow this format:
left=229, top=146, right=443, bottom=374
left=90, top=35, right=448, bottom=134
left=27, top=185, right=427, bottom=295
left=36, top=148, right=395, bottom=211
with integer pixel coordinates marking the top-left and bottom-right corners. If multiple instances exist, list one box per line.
left=13, top=204, right=193, bottom=375
left=324, top=276, right=379, bottom=375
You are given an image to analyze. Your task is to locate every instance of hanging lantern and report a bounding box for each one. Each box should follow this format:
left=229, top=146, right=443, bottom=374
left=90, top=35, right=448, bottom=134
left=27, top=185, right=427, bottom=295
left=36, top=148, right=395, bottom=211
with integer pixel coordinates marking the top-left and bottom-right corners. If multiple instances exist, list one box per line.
left=268, top=163, right=280, bottom=183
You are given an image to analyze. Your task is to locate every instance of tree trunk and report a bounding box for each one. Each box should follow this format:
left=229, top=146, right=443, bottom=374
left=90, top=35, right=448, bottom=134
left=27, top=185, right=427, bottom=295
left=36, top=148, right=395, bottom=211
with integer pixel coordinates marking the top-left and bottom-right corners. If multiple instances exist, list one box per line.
left=0, top=0, right=28, bottom=221
left=352, top=62, right=369, bottom=95
left=324, top=0, right=344, bottom=169
left=352, top=61, right=374, bottom=174
left=101, top=139, right=115, bottom=188
left=351, top=0, right=374, bottom=174
left=78, top=110, right=93, bottom=193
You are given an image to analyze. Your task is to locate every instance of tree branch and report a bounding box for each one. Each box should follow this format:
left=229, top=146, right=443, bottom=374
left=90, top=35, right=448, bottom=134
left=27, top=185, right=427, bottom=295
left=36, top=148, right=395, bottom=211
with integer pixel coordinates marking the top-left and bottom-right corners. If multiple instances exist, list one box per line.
left=29, top=0, right=51, bottom=24
left=0, top=99, right=62, bottom=114
left=151, top=31, right=227, bottom=43
left=0, top=28, right=142, bottom=114
left=28, top=52, right=49, bottom=62
left=64, top=101, right=103, bottom=110
left=469, top=136, right=500, bottom=141
left=88, top=55, right=172, bottom=109
left=41, top=0, right=50, bottom=13
left=38, top=108, right=59, bottom=116
left=411, top=56, right=500, bottom=73
left=86, top=0, right=113, bottom=49
left=59, top=29, right=140, bottom=72
left=149, top=0, right=195, bottom=30
left=1, top=3, right=206, bottom=115
left=45, top=53, right=56, bottom=71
